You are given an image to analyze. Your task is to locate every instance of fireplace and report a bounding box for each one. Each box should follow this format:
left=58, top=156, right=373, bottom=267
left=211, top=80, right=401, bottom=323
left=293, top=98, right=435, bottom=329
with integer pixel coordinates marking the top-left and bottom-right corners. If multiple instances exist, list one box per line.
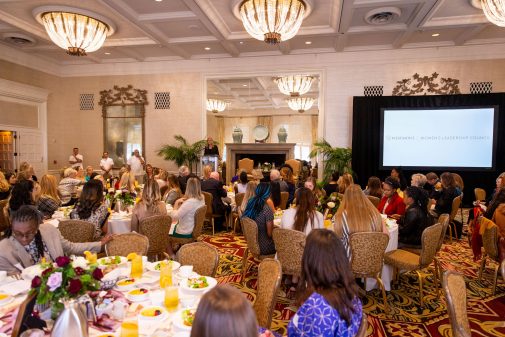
left=225, top=143, right=295, bottom=183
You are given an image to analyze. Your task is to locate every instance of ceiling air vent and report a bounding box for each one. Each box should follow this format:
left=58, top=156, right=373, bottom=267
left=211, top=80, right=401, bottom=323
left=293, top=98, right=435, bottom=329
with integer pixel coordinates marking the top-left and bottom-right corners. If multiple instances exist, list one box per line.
left=2, top=33, right=36, bottom=47
left=365, top=7, right=402, bottom=25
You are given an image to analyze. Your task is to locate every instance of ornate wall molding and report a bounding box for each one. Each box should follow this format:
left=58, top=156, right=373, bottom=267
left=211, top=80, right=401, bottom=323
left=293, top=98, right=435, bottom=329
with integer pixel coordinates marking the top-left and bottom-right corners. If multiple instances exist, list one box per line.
left=99, top=85, right=148, bottom=106
left=392, top=72, right=460, bottom=96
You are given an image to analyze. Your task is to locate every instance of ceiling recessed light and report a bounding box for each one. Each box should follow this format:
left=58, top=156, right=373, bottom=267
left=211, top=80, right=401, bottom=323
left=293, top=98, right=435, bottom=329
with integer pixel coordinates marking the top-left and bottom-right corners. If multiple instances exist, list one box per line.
left=204, top=47, right=211, bottom=50
left=242, top=84, right=248, bottom=87
left=155, top=0, right=163, bottom=2
left=104, top=52, right=111, bottom=55
left=432, top=33, right=440, bottom=37
left=305, top=41, right=312, bottom=45
left=239, top=41, right=244, bottom=44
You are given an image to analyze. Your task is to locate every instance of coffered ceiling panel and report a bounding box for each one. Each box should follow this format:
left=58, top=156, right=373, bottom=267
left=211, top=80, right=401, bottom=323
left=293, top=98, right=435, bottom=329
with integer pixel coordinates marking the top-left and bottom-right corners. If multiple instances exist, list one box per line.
left=150, top=20, right=213, bottom=39
left=346, top=31, right=400, bottom=47
left=406, top=27, right=468, bottom=44
left=121, top=0, right=190, bottom=14
left=432, top=0, right=481, bottom=17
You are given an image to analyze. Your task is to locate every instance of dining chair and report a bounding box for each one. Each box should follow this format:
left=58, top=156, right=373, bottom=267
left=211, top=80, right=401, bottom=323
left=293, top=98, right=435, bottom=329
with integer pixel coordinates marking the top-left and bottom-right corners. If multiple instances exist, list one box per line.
left=384, top=222, right=444, bottom=307
left=58, top=219, right=95, bottom=243
left=355, top=313, right=368, bottom=337
left=238, top=158, right=254, bottom=174
left=366, top=195, right=380, bottom=208
left=447, top=195, right=462, bottom=243
left=202, top=191, right=227, bottom=235
left=241, top=217, right=276, bottom=283
left=231, top=192, right=245, bottom=233
left=176, top=242, right=219, bottom=277
left=349, top=231, right=390, bottom=312
left=105, top=232, right=149, bottom=257
left=253, top=258, right=282, bottom=330
left=279, top=191, right=289, bottom=210
left=272, top=227, right=305, bottom=278
left=11, top=292, right=37, bottom=337
left=474, top=188, right=486, bottom=202
left=139, top=214, right=172, bottom=261
left=478, top=224, right=501, bottom=294
left=169, top=205, right=207, bottom=247
left=443, top=270, right=472, bottom=337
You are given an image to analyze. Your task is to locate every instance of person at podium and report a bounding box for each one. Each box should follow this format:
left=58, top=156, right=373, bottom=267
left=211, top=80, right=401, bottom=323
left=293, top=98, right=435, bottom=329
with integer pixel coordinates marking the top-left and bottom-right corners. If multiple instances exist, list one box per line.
left=204, top=137, right=219, bottom=157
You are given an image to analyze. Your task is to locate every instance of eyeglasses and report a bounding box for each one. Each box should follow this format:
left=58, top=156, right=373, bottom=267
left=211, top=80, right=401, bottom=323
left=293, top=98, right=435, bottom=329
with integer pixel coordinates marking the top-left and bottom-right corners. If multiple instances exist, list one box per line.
left=12, top=230, right=38, bottom=239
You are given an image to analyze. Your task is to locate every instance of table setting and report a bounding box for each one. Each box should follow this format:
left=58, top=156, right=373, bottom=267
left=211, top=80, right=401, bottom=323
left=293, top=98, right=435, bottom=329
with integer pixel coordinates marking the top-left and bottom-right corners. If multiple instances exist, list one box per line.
left=0, top=252, right=218, bottom=337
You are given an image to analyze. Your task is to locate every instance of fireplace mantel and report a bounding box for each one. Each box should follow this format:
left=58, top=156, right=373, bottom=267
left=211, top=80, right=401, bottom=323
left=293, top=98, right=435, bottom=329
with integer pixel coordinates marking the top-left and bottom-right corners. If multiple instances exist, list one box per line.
left=225, top=143, right=295, bottom=183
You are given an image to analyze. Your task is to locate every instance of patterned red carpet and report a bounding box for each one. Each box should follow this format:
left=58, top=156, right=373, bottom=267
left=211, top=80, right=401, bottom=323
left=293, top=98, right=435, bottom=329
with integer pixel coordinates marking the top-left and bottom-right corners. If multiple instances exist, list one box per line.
left=202, top=232, right=505, bottom=337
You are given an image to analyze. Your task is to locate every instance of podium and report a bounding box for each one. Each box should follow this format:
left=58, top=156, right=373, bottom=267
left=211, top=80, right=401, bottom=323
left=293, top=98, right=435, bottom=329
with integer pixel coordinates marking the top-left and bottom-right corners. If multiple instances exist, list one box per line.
left=202, top=155, right=219, bottom=172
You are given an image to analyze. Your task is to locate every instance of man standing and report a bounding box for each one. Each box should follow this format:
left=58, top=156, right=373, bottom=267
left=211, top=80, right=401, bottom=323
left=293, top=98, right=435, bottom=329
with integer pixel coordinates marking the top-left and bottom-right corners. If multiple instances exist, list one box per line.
left=69, top=147, right=83, bottom=170
left=128, top=149, right=145, bottom=184
left=100, top=151, right=114, bottom=179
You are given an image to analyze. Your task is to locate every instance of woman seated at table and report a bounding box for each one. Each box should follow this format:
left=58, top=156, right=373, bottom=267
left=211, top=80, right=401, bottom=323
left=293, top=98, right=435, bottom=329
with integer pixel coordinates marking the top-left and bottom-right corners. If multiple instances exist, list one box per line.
left=143, top=163, right=155, bottom=183
left=84, top=166, right=94, bottom=182
left=191, top=284, right=259, bottom=337
left=281, top=187, right=323, bottom=236
left=289, top=229, right=362, bottom=337
left=280, top=166, right=296, bottom=206
left=119, top=165, right=136, bottom=192
left=398, top=186, right=433, bottom=248
left=0, top=171, right=11, bottom=200
left=269, top=180, right=281, bottom=210
left=363, top=176, right=382, bottom=198
left=334, top=184, right=385, bottom=258
left=239, top=181, right=258, bottom=216
left=202, top=165, right=212, bottom=181
left=70, top=179, right=109, bottom=240
left=242, top=182, right=276, bottom=255
left=323, top=171, right=339, bottom=196
left=377, top=177, right=405, bottom=219
left=410, top=173, right=427, bottom=188
left=304, top=176, right=325, bottom=201
left=167, top=178, right=205, bottom=254
left=38, top=174, right=62, bottom=218
left=391, top=167, right=408, bottom=191
left=338, top=173, right=354, bottom=194
left=131, top=179, right=167, bottom=232
left=0, top=205, right=111, bottom=274
left=5, top=179, right=40, bottom=221
left=156, top=169, right=168, bottom=190
left=163, top=174, right=182, bottom=206
left=58, top=168, right=84, bottom=206
left=431, top=172, right=461, bottom=217
left=235, top=171, right=248, bottom=194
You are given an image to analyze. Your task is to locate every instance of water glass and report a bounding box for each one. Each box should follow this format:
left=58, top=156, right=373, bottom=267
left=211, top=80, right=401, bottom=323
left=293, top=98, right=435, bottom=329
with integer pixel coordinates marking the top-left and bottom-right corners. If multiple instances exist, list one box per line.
left=164, top=286, right=179, bottom=311
left=159, top=261, right=172, bottom=288
left=130, top=255, right=143, bottom=279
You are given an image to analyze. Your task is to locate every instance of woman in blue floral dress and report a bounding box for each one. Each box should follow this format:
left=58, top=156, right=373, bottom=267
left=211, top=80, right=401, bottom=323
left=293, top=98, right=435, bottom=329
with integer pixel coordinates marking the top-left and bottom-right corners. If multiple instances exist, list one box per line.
left=288, top=229, right=363, bottom=337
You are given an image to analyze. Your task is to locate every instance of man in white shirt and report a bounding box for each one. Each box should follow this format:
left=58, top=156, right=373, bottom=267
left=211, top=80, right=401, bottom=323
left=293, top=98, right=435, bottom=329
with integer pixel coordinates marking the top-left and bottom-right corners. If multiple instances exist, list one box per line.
left=127, top=149, right=145, bottom=184
left=99, top=151, right=114, bottom=179
left=69, top=147, right=84, bottom=170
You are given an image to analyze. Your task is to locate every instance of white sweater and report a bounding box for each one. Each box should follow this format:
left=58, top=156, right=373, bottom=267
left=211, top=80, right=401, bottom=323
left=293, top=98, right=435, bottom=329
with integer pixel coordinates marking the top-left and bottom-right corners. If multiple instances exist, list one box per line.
left=168, top=198, right=205, bottom=235
left=280, top=208, right=324, bottom=236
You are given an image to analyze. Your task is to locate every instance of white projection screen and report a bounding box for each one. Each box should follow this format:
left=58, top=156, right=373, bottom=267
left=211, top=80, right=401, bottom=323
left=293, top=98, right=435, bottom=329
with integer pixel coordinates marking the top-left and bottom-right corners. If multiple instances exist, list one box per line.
left=380, top=107, right=498, bottom=170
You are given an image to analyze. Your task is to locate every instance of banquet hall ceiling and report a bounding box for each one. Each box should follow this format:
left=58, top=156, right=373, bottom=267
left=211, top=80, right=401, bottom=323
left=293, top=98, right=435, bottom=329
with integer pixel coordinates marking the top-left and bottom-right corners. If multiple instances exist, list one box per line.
left=0, top=0, right=503, bottom=66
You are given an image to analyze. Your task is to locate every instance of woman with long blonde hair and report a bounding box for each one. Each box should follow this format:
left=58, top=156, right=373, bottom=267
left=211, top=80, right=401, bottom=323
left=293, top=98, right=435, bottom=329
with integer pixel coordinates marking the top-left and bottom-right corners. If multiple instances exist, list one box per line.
left=338, top=173, right=354, bottom=194
left=0, top=172, right=11, bottom=200
left=38, top=174, right=62, bottom=218
left=334, top=184, right=385, bottom=258
left=202, top=165, right=212, bottom=181
left=131, top=179, right=167, bottom=232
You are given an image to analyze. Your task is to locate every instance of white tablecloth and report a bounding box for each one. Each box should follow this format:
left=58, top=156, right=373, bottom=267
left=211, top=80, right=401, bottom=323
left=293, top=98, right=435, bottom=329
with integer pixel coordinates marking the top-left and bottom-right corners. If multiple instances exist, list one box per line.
left=108, top=215, right=132, bottom=234
left=366, top=223, right=398, bottom=291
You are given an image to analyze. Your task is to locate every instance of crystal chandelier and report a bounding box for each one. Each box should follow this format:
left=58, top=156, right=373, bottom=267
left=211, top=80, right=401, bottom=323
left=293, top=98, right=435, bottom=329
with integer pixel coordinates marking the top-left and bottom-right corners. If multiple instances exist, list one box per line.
left=287, top=97, right=314, bottom=113
left=239, top=0, right=306, bottom=44
left=480, top=0, right=505, bottom=27
left=206, top=99, right=227, bottom=113
left=274, top=75, right=314, bottom=97
left=33, top=7, right=114, bottom=56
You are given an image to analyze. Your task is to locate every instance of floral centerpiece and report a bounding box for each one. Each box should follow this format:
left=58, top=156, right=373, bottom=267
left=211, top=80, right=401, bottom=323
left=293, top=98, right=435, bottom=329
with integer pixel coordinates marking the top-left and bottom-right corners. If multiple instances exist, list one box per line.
left=316, top=192, right=342, bottom=220
left=30, top=256, right=104, bottom=319
left=261, top=162, right=272, bottom=172
left=105, top=189, right=136, bottom=211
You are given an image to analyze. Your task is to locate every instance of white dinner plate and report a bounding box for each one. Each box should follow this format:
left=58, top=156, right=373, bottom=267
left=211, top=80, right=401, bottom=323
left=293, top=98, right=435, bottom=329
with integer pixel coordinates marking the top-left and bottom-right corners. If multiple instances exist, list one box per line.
left=97, top=256, right=127, bottom=266
left=146, top=260, right=181, bottom=273
left=180, top=276, right=217, bottom=293
left=21, top=264, right=44, bottom=281
left=173, top=307, right=197, bottom=331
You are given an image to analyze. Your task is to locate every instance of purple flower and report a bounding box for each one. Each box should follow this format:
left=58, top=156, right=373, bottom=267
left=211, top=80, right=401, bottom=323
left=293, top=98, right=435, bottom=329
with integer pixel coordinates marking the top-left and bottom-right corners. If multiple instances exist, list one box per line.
left=55, top=256, right=70, bottom=267
left=47, top=272, right=63, bottom=292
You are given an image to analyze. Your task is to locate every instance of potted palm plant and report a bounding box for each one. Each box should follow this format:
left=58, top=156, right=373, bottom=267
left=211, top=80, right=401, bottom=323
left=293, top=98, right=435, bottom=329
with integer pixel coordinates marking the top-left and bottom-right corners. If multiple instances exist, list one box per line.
left=309, top=139, right=353, bottom=182
left=157, top=135, right=207, bottom=173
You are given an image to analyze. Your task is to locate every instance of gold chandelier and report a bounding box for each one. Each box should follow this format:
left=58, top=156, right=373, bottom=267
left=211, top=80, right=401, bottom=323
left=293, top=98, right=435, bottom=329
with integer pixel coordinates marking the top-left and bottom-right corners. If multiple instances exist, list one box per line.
left=480, top=0, right=505, bottom=27
left=287, top=97, right=314, bottom=113
left=34, top=6, right=115, bottom=56
left=206, top=99, right=227, bottom=113
left=274, top=75, right=314, bottom=96
left=239, top=0, right=306, bottom=44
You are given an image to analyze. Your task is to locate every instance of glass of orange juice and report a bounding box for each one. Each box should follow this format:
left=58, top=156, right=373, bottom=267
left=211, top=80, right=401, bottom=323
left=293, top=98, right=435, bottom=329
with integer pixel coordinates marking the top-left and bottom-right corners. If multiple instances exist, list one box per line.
left=120, top=320, right=139, bottom=337
left=159, top=261, right=172, bottom=288
left=164, top=286, right=179, bottom=311
left=130, top=255, right=143, bottom=279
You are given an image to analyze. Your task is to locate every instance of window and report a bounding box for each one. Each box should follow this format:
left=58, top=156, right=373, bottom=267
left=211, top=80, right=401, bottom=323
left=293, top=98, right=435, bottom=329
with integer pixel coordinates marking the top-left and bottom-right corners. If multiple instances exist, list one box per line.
left=295, top=143, right=310, bottom=161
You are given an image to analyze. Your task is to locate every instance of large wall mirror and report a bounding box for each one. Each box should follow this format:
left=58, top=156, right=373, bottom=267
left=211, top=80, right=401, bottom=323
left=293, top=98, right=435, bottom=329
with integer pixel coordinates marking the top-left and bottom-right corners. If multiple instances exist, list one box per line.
left=99, top=85, right=147, bottom=168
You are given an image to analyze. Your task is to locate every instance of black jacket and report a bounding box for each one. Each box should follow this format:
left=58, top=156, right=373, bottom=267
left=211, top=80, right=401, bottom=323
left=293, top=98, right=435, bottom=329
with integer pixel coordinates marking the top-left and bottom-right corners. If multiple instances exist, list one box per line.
left=201, top=178, right=227, bottom=215
left=398, top=204, right=433, bottom=247
left=433, top=187, right=460, bottom=215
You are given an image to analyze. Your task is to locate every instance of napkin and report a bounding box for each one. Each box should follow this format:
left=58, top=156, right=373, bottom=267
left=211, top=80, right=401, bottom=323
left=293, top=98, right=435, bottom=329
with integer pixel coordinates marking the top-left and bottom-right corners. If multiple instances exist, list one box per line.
left=0, top=280, right=31, bottom=296
left=102, top=267, right=128, bottom=282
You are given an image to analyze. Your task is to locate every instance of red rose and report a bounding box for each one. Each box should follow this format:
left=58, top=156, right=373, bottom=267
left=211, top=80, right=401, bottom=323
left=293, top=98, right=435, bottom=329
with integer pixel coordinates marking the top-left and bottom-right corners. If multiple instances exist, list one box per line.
left=67, top=279, right=82, bottom=295
left=55, top=256, right=70, bottom=267
left=31, top=276, right=42, bottom=288
left=42, top=267, right=53, bottom=276
left=92, top=268, right=103, bottom=280
left=74, top=267, right=85, bottom=276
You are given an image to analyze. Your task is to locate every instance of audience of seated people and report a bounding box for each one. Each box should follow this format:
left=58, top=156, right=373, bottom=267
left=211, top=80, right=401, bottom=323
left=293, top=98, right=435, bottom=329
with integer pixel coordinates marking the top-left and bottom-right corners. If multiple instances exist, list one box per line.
left=377, top=176, right=406, bottom=219
left=130, top=179, right=167, bottom=232
left=398, top=186, right=434, bottom=248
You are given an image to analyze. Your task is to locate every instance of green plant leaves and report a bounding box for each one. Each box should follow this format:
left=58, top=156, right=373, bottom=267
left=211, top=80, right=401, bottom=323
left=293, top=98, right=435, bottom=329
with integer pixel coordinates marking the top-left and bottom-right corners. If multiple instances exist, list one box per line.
left=309, top=139, right=353, bottom=182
